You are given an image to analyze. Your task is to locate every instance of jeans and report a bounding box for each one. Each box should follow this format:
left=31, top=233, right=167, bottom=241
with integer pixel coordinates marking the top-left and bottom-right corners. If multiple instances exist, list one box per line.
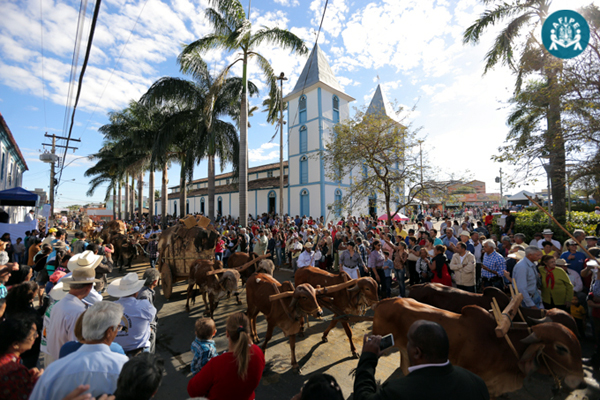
left=215, top=253, right=223, bottom=261
left=394, top=268, right=406, bottom=297
left=383, top=276, right=392, bottom=298
left=149, top=258, right=157, bottom=268
left=275, top=247, right=283, bottom=267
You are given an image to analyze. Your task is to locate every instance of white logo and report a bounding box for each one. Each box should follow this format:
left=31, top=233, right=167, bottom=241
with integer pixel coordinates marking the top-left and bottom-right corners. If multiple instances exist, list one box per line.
left=549, top=16, right=583, bottom=51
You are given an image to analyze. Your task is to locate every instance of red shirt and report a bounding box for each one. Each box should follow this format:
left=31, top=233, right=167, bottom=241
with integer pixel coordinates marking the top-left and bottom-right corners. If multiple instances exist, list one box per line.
left=188, top=344, right=265, bottom=400
left=215, top=240, right=225, bottom=254
left=0, top=353, right=39, bottom=400
left=484, top=215, right=493, bottom=226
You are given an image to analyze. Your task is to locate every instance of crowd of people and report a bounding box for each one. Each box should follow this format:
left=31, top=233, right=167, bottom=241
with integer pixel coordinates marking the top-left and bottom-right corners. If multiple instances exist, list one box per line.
left=1, top=204, right=600, bottom=399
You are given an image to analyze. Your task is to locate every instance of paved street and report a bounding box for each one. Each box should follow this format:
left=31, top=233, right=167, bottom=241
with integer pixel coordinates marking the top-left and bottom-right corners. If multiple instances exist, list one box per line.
left=108, top=256, right=600, bottom=400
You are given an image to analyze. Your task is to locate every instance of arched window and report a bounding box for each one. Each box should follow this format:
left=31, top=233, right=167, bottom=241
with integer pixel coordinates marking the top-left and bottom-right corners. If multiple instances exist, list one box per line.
left=300, top=189, right=309, bottom=217
left=299, top=95, right=307, bottom=123
left=300, top=156, right=308, bottom=184
left=200, top=198, right=205, bottom=215
left=333, top=96, right=339, bottom=123
left=362, top=164, right=368, bottom=178
left=217, top=196, right=223, bottom=216
left=268, top=190, right=276, bottom=214
left=186, top=199, right=190, bottom=214
left=299, top=126, right=307, bottom=153
left=173, top=201, right=177, bottom=216
left=334, top=189, right=342, bottom=218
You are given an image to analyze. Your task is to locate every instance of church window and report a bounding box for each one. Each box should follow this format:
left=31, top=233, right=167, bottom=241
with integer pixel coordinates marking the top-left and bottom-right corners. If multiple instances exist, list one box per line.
left=300, top=156, right=308, bottom=184
left=300, top=126, right=307, bottom=153
left=333, top=96, right=339, bottom=123
left=334, top=189, right=342, bottom=218
left=299, top=95, right=307, bottom=123
left=300, top=189, right=309, bottom=216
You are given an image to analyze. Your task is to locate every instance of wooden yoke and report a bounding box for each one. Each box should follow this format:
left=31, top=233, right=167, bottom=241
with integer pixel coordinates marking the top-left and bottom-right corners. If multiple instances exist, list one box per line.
left=493, top=293, right=523, bottom=338
left=206, top=254, right=270, bottom=276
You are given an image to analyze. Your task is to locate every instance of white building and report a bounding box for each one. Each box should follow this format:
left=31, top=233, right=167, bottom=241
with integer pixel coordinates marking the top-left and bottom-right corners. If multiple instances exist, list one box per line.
left=157, top=45, right=398, bottom=221
left=0, top=113, right=27, bottom=190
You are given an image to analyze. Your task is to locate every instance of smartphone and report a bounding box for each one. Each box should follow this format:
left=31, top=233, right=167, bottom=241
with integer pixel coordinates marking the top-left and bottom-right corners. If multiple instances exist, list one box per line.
left=379, top=334, right=395, bottom=351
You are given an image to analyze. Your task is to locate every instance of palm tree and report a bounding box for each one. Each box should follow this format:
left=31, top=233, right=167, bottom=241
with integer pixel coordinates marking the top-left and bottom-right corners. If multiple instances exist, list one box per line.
left=179, top=0, right=307, bottom=226
left=141, top=62, right=258, bottom=221
left=464, top=0, right=566, bottom=222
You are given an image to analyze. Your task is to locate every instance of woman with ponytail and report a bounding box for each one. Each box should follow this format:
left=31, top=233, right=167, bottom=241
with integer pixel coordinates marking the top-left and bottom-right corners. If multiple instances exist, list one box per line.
left=187, top=312, right=265, bottom=399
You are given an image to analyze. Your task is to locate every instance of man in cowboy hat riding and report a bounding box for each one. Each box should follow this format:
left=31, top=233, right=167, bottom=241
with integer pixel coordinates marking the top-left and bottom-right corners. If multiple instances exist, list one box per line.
left=109, top=272, right=157, bottom=355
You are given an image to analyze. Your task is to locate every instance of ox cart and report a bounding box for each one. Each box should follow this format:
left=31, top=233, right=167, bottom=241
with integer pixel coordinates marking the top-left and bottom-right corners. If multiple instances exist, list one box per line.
left=158, top=221, right=219, bottom=299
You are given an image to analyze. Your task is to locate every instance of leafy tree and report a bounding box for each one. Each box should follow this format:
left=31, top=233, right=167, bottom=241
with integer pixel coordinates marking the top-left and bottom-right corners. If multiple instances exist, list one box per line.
left=179, top=0, right=307, bottom=226
left=322, top=106, right=450, bottom=222
left=464, top=0, right=567, bottom=223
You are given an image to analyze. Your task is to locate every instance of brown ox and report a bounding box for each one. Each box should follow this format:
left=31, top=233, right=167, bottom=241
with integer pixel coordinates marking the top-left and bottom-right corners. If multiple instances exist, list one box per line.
left=186, top=260, right=240, bottom=317
left=246, top=272, right=330, bottom=372
left=227, top=252, right=275, bottom=304
left=294, top=267, right=379, bottom=357
left=373, top=298, right=584, bottom=398
left=409, top=283, right=579, bottom=335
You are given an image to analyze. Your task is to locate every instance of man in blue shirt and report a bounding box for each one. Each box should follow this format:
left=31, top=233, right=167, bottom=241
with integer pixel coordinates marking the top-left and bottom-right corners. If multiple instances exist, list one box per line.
left=108, top=273, right=157, bottom=354
left=442, top=229, right=458, bottom=261
left=481, top=239, right=507, bottom=290
left=30, top=301, right=129, bottom=400
left=560, top=240, right=587, bottom=274
left=512, top=246, right=543, bottom=308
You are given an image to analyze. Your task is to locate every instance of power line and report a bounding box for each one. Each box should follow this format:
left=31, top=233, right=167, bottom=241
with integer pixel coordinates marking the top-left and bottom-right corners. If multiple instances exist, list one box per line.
left=80, top=0, right=151, bottom=135
left=57, top=0, right=103, bottom=187
left=39, top=0, right=48, bottom=131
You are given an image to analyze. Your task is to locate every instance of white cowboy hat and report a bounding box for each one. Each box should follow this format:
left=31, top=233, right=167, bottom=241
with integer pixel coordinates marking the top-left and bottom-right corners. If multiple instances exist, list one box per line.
left=304, top=242, right=314, bottom=249
left=67, top=250, right=103, bottom=271
left=507, top=250, right=525, bottom=261
left=60, top=267, right=101, bottom=287
left=49, top=281, right=67, bottom=301
left=459, top=231, right=471, bottom=237
left=107, top=272, right=145, bottom=298
left=542, top=229, right=554, bottom=235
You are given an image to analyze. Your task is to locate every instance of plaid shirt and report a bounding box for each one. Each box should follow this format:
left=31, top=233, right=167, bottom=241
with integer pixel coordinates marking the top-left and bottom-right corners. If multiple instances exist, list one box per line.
left=190, top=338, right=217, bottom=375
left=482, top=250, right=507, bottom=278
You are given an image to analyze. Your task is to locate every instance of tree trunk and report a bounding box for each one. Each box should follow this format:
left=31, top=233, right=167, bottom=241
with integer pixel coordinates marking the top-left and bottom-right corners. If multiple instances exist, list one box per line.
left=149, top=169, right=155, bottom=226
left=545, top=60, right=566, bottom=224
left=118, top=181, right=122, bottom=220
left=239, top=53, right=249, bottom=226
left=138, top=172, right=143, bottom=221
left=161, top=163, right=168, bottom=229
left=130, top=175, right=135, bottom=220
left=208, top=155, right=215, bottom=221
left=124, top=174, right=129, bottom=221
left=179, top=158, right=187, bottom=219
left=113, top=185, right=116, bottom=220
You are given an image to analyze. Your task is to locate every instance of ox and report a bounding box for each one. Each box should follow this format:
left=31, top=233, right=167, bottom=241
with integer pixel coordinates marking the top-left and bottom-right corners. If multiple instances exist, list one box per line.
left=409, top=283, right=578, bottom=335
left=111, top=234, right=143, bottom=271
left=246, top=273, right=356, bottom=371
left=186, top=260, right=240, bottom=317
left=294, top=267, right=379, bottom=358
left=373, top=298, right=584, bottom=398
left=228, top=252, right=275, bottom=304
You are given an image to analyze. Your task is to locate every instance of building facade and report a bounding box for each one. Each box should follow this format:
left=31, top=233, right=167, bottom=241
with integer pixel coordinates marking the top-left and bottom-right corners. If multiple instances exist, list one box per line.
left=156, top=45, right=399, bottom=221
left=0, top=113, right=27, bottom=191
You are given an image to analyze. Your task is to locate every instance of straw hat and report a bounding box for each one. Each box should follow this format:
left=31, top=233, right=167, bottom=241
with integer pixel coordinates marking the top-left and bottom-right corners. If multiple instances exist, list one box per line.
left=107, top=272, right=145, bottom=297
left=507, top=250, right=525, bottom=261
left=304, top=242, right=314, bottom=249
left=555, top=259, right=569, bottom=267
left=542, top=229, right=554, bottom=235
left=459, top=231, right=471, bottom=238
left=67, top=250, right=103, bottom=271
left=60, top=267, right=101, bottom=286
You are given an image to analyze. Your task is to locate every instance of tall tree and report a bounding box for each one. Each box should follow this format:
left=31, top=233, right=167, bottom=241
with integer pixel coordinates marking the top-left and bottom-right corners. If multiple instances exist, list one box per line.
left=464, top=0, right=567, bottom=222
left=179, top=0, right=307, bottom=226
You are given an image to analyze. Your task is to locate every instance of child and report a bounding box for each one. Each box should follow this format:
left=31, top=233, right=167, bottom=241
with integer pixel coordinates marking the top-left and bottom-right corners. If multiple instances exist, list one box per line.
left=570, top=295, right=586, bottom=338
left=415, top=248, right=432, bottom=283
left=382, top=251, right=393, bottom=299
left=190, top=317, right=218, bottom=375
left=147, top=234, right=159, bottom=269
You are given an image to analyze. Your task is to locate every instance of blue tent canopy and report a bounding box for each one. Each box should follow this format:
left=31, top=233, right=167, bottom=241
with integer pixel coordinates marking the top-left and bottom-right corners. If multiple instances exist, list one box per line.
left=0, top=187, right=39, bottom=206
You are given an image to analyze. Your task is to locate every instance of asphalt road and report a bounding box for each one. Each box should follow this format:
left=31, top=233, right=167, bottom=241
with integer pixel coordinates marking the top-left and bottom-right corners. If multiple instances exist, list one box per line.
left=105, top=256, right=600, bottom=400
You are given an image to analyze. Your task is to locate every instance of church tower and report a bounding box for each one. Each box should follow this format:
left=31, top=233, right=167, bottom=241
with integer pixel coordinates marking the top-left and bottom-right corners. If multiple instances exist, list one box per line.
left=283, top=44, right=355, bottom=219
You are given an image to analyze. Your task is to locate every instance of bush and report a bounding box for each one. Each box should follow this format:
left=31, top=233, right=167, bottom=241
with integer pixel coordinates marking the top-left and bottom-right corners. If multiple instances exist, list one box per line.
left=507, top=210, right=600, bottom=244
left=570, top=203, right=598, bottom=213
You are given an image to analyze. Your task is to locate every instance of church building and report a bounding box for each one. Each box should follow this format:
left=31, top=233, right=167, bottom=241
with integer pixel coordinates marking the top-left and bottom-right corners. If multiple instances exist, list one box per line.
left=159, top=45, right=397, bottom=221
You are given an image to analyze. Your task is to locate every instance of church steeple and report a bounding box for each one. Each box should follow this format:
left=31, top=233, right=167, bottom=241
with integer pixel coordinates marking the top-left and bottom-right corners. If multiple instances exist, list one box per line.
left=366, top=84, right=396, bottom=120
left=284, top=44, right=354, bottom=102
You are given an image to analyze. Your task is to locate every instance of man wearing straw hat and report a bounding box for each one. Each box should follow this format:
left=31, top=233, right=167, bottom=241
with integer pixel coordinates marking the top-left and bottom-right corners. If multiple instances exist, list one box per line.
left=109, top=272, right=157, bottom=355
left=296, top=241, right=322, bottom=271
left=44, top=266, right=102, bottom=364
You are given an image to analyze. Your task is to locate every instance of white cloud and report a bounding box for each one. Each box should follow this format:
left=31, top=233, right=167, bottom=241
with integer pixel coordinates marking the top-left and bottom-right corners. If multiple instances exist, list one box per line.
left=274, top=0, right=300, bottom=7
left=249, top=142, right=279, bottom=162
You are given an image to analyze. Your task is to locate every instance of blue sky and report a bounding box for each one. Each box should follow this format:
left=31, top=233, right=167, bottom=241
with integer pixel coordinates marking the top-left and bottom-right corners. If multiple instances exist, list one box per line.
left=0, top=0, right=593, bottom=207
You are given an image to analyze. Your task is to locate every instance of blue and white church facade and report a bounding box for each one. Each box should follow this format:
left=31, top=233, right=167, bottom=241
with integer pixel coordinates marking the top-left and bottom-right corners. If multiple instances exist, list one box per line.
left=158, top=45, right=397, bottom=221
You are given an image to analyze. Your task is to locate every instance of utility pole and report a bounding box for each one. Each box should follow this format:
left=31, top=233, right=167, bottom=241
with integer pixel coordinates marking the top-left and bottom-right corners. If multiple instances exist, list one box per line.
left=499, top=168, right=503, bottom=207
left=418, top=139, right=424, bottom=211
left=277, top=72, right=287, bottom=219
left=43, top=133, right=80, bottom=225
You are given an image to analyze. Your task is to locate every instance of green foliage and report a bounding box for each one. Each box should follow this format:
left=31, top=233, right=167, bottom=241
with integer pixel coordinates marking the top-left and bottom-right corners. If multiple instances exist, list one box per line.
left=500, top=210, right=600, bottom=243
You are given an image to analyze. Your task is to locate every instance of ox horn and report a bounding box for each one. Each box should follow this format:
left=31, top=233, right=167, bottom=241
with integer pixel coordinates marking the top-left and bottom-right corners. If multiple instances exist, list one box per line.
left=526, top=316, right=552, bottom=326
left=316, top=279, right=357, bottom=295
left=347, top=284, right=361, bottom=293
left=269, top=291, right=295, bottom=301
left=520, top=332, right=541, bottom=344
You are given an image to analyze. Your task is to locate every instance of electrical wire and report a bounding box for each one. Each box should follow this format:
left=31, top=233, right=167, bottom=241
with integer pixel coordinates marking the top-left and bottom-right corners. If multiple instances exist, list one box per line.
left=39, top=0, right=48, bottom=132
left=57, top=0, right=102, bottom=187
left=79, top=0, right=151, bottom=135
